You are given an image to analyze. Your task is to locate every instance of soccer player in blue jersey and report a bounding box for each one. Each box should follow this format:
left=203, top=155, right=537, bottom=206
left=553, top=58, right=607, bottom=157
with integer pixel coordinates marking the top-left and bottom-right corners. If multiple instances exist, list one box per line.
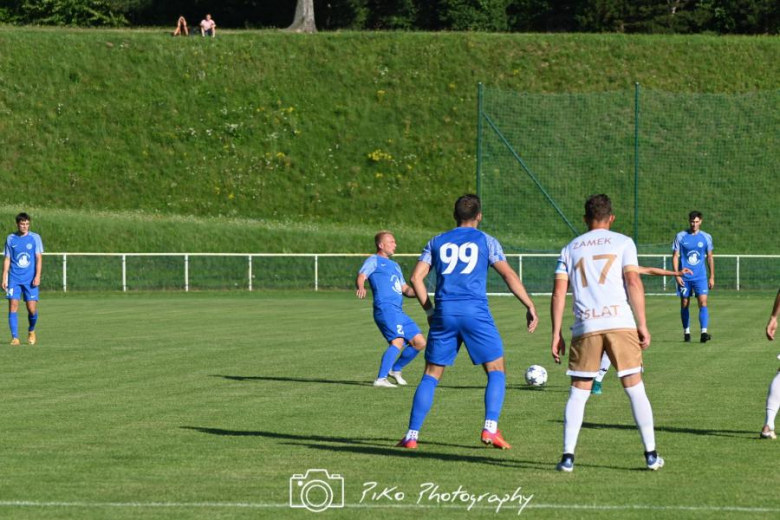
left=672, top=211, right=715, bottom=343
left=2, top=213, right=44, bottom=345
left=356, top=231, right=426, bottom=388
left=397, top=194, right=539, bottom=449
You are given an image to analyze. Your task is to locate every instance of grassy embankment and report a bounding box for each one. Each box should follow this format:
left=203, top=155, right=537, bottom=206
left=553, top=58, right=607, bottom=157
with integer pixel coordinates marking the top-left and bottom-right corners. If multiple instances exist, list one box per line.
left=1, top=28, right=778, bottom=253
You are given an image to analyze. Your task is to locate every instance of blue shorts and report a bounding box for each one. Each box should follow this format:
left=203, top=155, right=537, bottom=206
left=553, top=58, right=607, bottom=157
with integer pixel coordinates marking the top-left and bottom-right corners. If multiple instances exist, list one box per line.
left=425, top=308, right=503, bottom=366
left=6, top=282, right=39, bottom=302
left=374, top=310, right=422, bottom=344
left=677, top=278, right=708, bottom=298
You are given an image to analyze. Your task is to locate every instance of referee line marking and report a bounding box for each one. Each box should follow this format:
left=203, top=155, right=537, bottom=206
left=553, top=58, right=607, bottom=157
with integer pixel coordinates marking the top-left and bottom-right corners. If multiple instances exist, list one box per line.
left=0, top=500, right=777, bottom=513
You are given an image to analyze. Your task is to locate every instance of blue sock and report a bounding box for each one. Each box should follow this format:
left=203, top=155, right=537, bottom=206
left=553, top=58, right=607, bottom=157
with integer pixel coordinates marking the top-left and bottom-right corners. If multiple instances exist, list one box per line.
left=377, top=345, right=401, bottom=379
left=681, top=306, right=690, bottom=329
left=28, top=312, right=38, bottom=332
left=485, top=371, right=506, bottom=422
left=392, top=346, right=420, bottom=372
left=699, top=306, right=709, bottom=330
left=409, top=374, right=439, bottom=431
left=9, top=312, right=18, bottom=339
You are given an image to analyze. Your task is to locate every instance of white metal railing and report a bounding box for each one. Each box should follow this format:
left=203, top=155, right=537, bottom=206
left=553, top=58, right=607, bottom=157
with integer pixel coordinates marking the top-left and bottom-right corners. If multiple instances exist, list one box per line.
left=34, top=252, right=780, bottom=293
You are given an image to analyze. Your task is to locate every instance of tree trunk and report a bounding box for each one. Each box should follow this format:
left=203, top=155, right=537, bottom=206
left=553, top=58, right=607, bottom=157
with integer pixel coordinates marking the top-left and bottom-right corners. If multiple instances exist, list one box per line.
left=287, top=0, right=317, bottom=33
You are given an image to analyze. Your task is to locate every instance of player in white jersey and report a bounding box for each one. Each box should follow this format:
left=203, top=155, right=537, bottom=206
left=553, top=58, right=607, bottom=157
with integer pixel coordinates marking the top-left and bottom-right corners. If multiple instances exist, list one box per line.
left=551, top=194, right=663, bottom=472
left=760, top=288, right=780, bottom=440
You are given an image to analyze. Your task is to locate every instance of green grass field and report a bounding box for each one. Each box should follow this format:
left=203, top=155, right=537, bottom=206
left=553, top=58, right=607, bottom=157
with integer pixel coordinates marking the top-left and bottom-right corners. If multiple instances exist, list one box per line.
left=0, top=290, right=778, bottom=519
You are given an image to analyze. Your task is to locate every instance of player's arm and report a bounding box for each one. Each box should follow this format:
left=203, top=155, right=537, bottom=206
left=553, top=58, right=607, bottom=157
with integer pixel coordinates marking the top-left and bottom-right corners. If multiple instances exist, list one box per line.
left=671, top=250, right=684, bottom=287
left=409, top=261, right=433, bottom=322
left=625, top=269, right=650, bottom=349
left=33, top=252, right=42, bottom=287
left=400, top=283, right=417, bottom=298
left=550, top=276, right=568, bottom=364
left=707, top=250, right=715, bottom=289
left=355, top=273, right=368, bottom=299
left=767, top=288, right=780, bottom=341
left=637, top=266, right=693, bottom=277
left=492, top=260, right=538, bottom=332
left=1, top=255, right=9, bottom=291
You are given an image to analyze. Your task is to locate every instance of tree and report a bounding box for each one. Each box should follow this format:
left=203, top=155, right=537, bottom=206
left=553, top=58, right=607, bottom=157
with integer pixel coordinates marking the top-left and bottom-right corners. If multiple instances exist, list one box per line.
left=288, top=0, right=317, bottom=32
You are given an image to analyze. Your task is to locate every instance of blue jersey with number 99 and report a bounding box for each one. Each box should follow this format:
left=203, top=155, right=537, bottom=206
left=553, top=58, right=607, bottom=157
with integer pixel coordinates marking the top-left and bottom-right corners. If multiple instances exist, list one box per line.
left=419, top=227, right=505, bottom=313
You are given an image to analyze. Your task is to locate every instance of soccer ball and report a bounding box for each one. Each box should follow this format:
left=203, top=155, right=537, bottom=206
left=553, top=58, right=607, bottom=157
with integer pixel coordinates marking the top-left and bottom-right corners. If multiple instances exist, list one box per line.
left=525, top=365, right=548, bottom=387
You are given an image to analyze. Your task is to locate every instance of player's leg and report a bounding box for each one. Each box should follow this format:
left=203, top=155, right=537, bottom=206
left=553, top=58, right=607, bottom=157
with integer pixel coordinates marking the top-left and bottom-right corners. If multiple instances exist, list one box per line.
left=610, top=332, right=663, bottom=470
left=480, top=356, right=511, bottom=449
left=6, top=291, right=20, bottom=345
left=375, top=336, right=404, bottom=387
left=697, top=292, right=711, bottom=343
left=389, top=317, right=425, bottom=385
left=592, top=351, right=612, bottom=395
left=679, top=287, right=692, bottom=342
left=24, top=284, right=39, bottom=345
left=761, top=370, right=780, bottom=439
left=398, top=315, right=456, bottom=448
left=398, top=362, right=445, bottom=448
left=557, top=334, right=602, bottom=472
left=459, top=309, right=510, bottom=448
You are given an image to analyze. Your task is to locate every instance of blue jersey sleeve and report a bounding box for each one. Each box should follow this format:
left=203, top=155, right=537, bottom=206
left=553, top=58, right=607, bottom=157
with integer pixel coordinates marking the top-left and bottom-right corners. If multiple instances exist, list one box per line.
left=704, top=232, right=713, bottom=252
left=672, top=231, right=683, bottom=253
left=485, top=234, right=506, bottom=265
left=32, top=232, right=44, bottom=253
left=419, top=239, right=434, bottom=265
left=358, top=256, right=377, bottom=277
left=3, top=236, right=10, bottom=258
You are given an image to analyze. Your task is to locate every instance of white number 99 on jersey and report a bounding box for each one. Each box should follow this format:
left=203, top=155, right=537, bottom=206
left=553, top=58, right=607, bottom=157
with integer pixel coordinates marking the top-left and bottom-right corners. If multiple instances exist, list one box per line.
left=440, top=242, right=479, bottom=275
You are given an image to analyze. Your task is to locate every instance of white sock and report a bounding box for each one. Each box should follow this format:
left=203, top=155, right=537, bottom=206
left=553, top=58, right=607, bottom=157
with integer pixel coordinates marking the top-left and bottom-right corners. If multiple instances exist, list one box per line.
left=563, top=386, right=591, bottom=454
left=684, top=327, right=691, bottom=334
left=765, top=372, right=780, bottom=430
left=484, top=420, right=498, bottom=434
left=702, top=327, right=708, bottom=333
left=624, top=381, right=656, bottom=452
left=596, top=353, right=611, bottom=383
left=405, top=429, right=419, bottom=441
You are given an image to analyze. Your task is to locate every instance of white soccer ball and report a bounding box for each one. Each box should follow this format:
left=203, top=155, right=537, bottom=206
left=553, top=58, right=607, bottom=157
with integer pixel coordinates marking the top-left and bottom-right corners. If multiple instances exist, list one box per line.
left=525, top=365, right=548, bottom=387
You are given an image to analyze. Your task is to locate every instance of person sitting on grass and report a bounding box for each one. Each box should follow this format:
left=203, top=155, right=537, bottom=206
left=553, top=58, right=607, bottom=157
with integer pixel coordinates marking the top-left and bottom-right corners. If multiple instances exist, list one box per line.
left=172, top=16, right=188, bottom=36
left=200, top=14, right=217, bottom=37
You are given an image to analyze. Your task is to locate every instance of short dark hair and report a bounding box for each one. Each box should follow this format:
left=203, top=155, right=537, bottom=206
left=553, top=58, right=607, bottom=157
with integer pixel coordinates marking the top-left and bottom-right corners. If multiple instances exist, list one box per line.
left=688, top=211, right=703, bottom=221
left=454, top=194, right=481, bottom=224
left=15, top=212, right=30, bottom=224
left=374, top=230, right=392, bottom=249
left=584, top=194, right=612, bottom=222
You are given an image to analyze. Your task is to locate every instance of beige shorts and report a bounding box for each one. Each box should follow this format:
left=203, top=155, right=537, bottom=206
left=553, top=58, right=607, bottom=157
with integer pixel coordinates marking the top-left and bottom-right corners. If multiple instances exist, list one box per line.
left=567, top=329, right=643, bottom=378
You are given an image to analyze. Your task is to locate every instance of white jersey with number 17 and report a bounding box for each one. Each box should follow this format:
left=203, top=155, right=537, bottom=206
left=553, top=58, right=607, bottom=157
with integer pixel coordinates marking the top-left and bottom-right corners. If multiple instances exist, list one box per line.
left=555, top=228, right=640, bottom=338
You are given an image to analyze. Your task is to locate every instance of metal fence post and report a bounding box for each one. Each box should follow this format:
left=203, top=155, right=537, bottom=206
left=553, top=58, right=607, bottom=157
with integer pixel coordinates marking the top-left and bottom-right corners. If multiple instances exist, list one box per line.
left=184, top=254, right=189, bottom=292
left=736, top=256, right=740, bottom=291
left=314, top=255, right=319, bottom=291
left=62, top=254, right=67, bottom=293
left=248, top=255, right=253, bottom=291
left=122, top=255, right=127, bottom=292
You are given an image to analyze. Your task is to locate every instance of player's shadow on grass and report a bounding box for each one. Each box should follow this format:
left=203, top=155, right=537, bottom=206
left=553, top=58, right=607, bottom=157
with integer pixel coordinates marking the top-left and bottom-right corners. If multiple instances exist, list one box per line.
left=184, top=426, right=478, bottom=450
left=570, top=421, right=754, bottom=439
left=182, top=426, right=549, bottom=469
left=213, top=375, right=371, bottom=387
left=213, top=375, right=565, bottom=392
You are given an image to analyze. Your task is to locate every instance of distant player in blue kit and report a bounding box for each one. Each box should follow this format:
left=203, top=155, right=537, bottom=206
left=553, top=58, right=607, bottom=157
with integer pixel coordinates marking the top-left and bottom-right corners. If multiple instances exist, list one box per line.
left=397, top=194, right=538, bottom=450
left=672, top=211, right=714, bottom=343
left=356, top=231, right=426, bottom=388
left=2, top=213, right=44, bottom=345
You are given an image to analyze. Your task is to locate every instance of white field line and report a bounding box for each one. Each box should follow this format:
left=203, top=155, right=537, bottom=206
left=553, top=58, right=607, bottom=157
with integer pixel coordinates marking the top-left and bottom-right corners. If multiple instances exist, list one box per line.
left=0, top=500, right=778, bottom=513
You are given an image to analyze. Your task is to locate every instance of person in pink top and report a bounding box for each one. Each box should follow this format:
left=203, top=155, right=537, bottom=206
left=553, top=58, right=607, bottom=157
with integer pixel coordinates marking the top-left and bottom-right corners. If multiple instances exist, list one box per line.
left=200, top=14, right=216, bottom=37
